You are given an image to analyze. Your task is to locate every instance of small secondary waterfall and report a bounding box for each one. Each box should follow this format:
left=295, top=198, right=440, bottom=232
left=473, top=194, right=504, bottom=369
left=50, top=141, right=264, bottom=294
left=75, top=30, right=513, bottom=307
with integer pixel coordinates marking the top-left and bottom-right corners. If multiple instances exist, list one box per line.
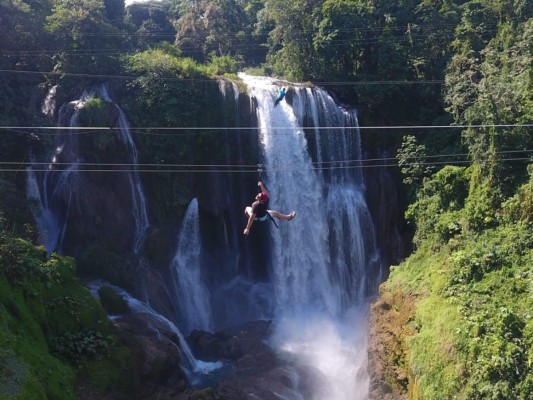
left=240, top=74, right=381, bottom=400
left=88, top=281, right=222, bottom=380
left=29, top=90, right=87, bottom=254
left=171, top=198, right=212, bottom=333
left=26, top=161, right=60, bottom=251
left=98, top=87, right=150, bottom=254
left=41, top=84, right=57, bottom=118
left=28, top=84, right=149, bottom=255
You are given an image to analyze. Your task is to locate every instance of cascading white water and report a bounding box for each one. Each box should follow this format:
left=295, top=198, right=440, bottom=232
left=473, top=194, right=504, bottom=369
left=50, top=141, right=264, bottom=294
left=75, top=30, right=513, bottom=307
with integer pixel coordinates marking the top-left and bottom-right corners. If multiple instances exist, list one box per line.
left=87, top=281, right=222, bottom=380
left=26, top=163, right=61, bottom=252
left=29, top=84, right=149, bottom=255
left=31, top=91, right=87, bottom=254
left=170, top=198, right=212, bottom=333
left=41, top=85, right=57, bottom=117
left=98, top=86, right=150, bottom=254
left=240, top=73, right=379, bottom=400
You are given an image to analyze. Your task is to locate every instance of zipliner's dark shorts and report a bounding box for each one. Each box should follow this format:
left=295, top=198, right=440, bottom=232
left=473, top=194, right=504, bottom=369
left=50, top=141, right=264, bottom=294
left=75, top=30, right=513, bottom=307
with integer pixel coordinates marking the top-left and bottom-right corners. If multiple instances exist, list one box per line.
left=256, top=213, right=270, bottom=221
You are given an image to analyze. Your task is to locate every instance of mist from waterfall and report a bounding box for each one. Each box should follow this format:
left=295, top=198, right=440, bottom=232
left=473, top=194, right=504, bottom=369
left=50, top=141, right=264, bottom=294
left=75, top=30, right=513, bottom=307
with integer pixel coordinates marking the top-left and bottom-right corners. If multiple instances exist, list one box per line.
left=171, top=198, right=212, bottom=333
left=240, top=73, right=380, bottom=400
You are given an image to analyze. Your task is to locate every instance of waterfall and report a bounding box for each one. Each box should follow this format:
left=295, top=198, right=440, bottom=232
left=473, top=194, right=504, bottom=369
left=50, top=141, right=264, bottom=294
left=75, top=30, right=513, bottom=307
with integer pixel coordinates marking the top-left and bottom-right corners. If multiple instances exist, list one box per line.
left=41, top=85, right=57, bottom=117
left=30, top=90, right=87, bottom=254
left=171, top=198, right=212, bottom=333
left=28, top=84, right=149, bottom=254
left=26, top=162, right=61, bottom=252
left=88, top=281, right=222, bottom=380
left=98, top=86, right=150, bottom=254
left=240, top=73, right=380, bottom=400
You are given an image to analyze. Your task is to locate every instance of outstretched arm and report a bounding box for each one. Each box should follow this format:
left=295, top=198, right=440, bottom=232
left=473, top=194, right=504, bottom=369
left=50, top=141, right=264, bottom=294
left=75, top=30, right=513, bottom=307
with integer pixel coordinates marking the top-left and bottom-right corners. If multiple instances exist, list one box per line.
left=243, top=212, right=255, bottom=236
left=258, top=181, right=267, bottom=194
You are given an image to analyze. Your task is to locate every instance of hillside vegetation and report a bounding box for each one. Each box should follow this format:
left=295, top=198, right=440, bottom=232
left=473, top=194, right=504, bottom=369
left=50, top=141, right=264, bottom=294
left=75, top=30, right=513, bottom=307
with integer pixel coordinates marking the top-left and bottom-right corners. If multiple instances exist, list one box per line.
left=370, top=165, right=533, bottom=399
left=0, top=215, right=130, bottom=399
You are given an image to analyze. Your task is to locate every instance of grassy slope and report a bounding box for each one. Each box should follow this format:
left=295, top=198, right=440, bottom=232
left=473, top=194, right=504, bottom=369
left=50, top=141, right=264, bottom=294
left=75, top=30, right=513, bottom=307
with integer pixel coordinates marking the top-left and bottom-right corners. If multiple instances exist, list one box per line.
left=370, top=170, right=533, bottom=399
left=0, top=237, right=130, bottom=400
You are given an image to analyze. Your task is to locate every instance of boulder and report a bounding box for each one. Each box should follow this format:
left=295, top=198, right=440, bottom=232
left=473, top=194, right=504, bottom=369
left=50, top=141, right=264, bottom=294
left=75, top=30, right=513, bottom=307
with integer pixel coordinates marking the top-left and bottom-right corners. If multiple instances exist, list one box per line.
left=111, top=313, right=188, bottom=392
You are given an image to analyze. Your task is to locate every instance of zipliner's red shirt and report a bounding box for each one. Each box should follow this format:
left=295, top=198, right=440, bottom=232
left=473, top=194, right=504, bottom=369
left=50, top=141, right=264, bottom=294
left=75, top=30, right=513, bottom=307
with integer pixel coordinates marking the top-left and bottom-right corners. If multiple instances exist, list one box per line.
left=252, top=201, right=268, bottom=218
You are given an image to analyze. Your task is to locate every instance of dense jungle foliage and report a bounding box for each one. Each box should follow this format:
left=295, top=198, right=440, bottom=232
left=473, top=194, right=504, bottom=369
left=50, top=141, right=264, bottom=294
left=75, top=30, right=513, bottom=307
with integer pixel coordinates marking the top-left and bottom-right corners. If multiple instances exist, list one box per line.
left=0, top=0, right=532, bottom=399
left=0, top=214, right=131, bottom=399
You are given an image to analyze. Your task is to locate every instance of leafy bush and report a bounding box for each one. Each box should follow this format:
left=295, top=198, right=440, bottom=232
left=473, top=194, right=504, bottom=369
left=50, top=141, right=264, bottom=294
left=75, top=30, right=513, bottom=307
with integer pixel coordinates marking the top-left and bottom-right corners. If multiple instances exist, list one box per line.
left=397, top=135, right=435, bottom=188
left=78, top=97, right=107, bottom=126
left=207, top=55, right=239, bottom=75
left=501, top=164, right=533, bottom=223
left=0, top=228, right=130, bottom=398
left=406, top=165, right=469, bottom=245
left=49, top=330, right=113, bottom=366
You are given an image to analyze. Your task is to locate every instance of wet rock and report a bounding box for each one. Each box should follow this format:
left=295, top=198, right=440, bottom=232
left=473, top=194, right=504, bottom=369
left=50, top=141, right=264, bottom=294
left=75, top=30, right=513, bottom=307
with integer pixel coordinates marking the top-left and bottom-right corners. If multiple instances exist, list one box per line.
left=188, top=320, right=273, bottom=362
left=111, top=313, right=187, bottom=388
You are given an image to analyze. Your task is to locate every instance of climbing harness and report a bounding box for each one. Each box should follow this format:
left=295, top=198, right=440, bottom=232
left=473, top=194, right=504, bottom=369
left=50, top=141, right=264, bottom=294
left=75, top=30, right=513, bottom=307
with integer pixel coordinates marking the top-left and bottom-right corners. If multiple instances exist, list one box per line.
left=267, top=212, right=279, bottom=229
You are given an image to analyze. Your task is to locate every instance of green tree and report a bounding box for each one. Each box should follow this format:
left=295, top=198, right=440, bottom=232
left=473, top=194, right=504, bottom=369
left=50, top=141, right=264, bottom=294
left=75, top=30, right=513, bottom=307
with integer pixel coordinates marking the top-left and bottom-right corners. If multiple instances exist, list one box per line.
left=445, top=9, right=533, bottom=209
left=124, top=0, right=178, bottom=49
left=103, top=0, right=124, bottom=21
left=174, top=0, right=250, bottom=63
left=0, top=0, right=53, bottom=123
left=257, top=0, right=322, bottom=81
left=405, top=165, right=469, bottom=245
left=46, top=0, right=125, bottom=76
left=397, top=134, right=435, bottom=188
left=313, top=0, right=373, bottom=80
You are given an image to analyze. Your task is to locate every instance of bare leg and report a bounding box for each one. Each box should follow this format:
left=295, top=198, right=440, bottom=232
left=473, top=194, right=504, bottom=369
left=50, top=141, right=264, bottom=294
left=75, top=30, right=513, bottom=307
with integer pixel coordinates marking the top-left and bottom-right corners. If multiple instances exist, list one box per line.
left=269, top=210, right=296, bottom=221
left=245, top=206, right=253, bottom=218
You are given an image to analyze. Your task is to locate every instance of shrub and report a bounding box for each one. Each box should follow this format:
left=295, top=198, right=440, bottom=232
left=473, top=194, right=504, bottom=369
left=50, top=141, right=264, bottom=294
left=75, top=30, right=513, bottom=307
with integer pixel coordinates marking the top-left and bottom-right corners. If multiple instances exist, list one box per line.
left=48, top=330, right=113, bottom=366
left=78, top=98, right=108, bottom=127
left=208, top=55, right=239, bottom=75
left=501, top=164, right=533, bottom=223
left=406, top=166, right=469, bottom=245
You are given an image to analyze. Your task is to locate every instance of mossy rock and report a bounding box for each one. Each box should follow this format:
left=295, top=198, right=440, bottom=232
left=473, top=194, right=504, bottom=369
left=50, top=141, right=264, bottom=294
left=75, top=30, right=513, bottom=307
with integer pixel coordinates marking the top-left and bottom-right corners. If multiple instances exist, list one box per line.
left=77, top=98, right=118, bottom=128
left=97, top=286, right=129, bottom=315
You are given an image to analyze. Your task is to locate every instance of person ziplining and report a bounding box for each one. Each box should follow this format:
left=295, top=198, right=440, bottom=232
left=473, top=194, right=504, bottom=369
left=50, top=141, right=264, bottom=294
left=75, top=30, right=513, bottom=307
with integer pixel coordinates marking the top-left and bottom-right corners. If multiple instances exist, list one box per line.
left=273, top=87, right=286, bottom=108
left=243, top=181, right=296, bottom=236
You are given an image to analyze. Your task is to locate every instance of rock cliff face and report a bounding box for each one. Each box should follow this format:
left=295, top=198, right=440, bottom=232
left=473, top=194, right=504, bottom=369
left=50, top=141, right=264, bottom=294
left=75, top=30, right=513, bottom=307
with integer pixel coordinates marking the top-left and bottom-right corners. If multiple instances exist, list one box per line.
left=363, top=158, right=410, bottom=268
left=367, top=285, right=418, bottom=400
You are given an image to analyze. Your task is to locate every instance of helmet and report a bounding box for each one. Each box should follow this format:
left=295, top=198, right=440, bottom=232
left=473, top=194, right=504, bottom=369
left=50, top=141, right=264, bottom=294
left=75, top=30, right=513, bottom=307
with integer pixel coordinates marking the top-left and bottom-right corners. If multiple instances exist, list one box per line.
left=258, top=192, right=269, bottom=203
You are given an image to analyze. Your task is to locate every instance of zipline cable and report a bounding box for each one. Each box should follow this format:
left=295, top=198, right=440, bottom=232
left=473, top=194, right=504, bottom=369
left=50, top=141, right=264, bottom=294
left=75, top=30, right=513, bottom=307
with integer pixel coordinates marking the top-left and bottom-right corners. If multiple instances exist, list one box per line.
left=3, top=153, right=530, bottom=174
left=0, top=68, right=445, bottom=85
left=2, top=149, right=531, bottom=169
left=5, top=157, right=529, bottom=174
left=0, top=124, right=531, bottom=131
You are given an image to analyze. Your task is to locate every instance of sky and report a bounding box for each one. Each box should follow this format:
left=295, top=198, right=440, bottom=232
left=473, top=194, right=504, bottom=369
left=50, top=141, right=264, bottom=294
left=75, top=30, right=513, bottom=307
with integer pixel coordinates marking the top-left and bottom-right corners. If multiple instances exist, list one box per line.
left=125, top=0, right=161, bottom=6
